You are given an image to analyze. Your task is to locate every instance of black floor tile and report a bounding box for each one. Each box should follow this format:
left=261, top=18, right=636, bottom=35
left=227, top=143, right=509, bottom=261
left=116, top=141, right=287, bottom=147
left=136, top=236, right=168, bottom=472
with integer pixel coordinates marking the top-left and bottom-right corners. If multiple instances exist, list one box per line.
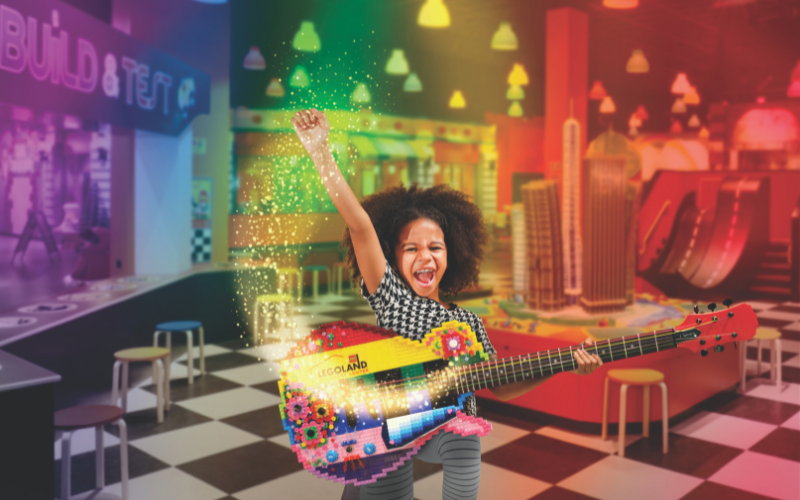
left=703, top=394, right=800, bottom=425
left=750, top=427, right=800, bottom=462
left=105, top=404, right=212, bottom=441
left=413, top=459, right=443, bottom=481
left=678, top=481, right=778, bottom=500
left=529, top=486, right=600, bottom=500
left=771, top=305, right=800, bottom=314
left=178, top=352, right=263, bottom=372
left=251, top=379, right=281, bottom=396
left=178, top=440, right=303, bottom=494
left=220, top=405, right=286, bottom=439
left=141, top=374, right=243, bottom=403
left=758, top=365, right=800, bottom=384
left=780, top=329, right=800, bottom=342
left=624, top=432, right=743, bottom=478
left=756, top=318, right=796, bottom=329
left=745, top=346, right=797, bottom=363
left=215, top=338, right=253, bottom=351
left=54, top=445, right=169, bottom=496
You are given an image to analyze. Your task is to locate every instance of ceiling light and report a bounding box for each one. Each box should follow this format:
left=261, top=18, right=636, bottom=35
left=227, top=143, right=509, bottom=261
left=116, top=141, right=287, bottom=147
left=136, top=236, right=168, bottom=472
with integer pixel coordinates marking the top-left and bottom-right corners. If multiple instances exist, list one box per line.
left=419, top=0, right=450, bottom=28
left=403, top=73, right=423, bottom=92
left=386, top=49, right=410, bottom=75
left=599, top=96, right=616, bottom=114
left=508, top=64, right=529, bottom=86
left=292, top=21, right=321, bottom=52
left=671, top=73, right=691, bottom=94
left=243, top=47, right=265, bottom=70
left=491, top=22, right=518, bottom=50
left=508, top=101, right=523, bottom=117
left=626, top=49, right=649, bottom=73
left=449, top=90, right=466, bottom=108
left=589, top=81, right=607, bottom=100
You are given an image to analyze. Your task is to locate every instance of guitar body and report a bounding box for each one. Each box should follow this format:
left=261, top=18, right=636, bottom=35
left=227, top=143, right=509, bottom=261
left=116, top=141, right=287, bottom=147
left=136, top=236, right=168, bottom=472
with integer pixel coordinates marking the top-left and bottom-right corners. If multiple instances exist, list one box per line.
left=279, top=321, right=489, bottom=485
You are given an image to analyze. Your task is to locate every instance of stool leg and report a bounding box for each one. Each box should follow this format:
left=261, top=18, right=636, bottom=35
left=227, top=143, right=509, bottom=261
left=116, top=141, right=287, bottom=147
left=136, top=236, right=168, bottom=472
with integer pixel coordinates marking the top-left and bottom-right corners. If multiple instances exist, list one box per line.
left=643, top=385, right=651, bottom=439
left=757, top=339, right=762, bottom=375
left=116, top=418, right=129, bottom=500
left=111, top=360, right=121, bottom=408
left=153, top=330, right=161, bottom=347
left=619, top=384, right=628, bottom=457
left=186, top=330, right=194, bottom=385
left=164, top=355, right=171, bottom=412
left=601, top=377, right=610, bottom=441
left=95, top=425, right=105, bottom=489
left=198, top=326, right=206, bottom=376
left=121, top=361, right=129, bottom=414
left=154, top=359, right=164, bottom=423
left=297, top=273, right=303, bottom=301
left=775, top=339, right=782, bottom=392
left=61, top=431, right=73, bottom=500
left=324, top=269, right=331, bottom=296
left=337, top=266, right=343, bottom=295
left=277, top=273, right=284, bottom=294
left=660, top=382, right=669, bottom=454
left=313, top=270, right=319, bottom=300
left=740, top=339, right=747, bottom=393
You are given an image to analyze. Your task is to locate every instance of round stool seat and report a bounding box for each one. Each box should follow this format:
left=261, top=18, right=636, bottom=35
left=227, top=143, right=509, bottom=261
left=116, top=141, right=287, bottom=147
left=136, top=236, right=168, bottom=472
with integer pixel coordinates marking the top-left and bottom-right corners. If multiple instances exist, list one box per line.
left=55, top=405, right=123, bottom=431
left=754, top=327, right=781, bottom=340
left=114, top=347, right=170, bottom=362
left=156, top=321, right=202, bottom=331
left=257, top=293, right=293, bottom=303
left=304, top=265, right=327, bottom=271
left=608, top=368, right=664, bottom=385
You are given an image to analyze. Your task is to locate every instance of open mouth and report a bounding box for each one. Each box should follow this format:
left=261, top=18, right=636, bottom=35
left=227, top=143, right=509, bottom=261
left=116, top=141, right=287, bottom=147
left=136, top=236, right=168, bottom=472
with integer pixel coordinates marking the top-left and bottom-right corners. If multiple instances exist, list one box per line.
left=413, top=268, right=436, bottom=288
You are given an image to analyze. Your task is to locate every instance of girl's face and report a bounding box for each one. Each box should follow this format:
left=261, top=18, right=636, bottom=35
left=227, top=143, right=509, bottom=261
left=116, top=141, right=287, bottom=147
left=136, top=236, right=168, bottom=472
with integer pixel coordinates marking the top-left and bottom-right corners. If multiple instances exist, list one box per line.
left=395, top=218, right=448, bottom=301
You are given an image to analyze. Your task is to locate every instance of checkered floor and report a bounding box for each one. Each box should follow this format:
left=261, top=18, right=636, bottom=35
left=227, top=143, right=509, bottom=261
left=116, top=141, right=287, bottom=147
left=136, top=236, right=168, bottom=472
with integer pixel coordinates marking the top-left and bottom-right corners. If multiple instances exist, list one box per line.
left=54, top=297, right=800, bottom=500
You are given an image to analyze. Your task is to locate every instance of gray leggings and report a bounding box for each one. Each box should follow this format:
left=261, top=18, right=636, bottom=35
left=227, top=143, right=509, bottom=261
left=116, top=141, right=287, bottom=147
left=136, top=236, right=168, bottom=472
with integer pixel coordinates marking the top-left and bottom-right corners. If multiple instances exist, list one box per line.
left=341, top=431, right=481, bottom=500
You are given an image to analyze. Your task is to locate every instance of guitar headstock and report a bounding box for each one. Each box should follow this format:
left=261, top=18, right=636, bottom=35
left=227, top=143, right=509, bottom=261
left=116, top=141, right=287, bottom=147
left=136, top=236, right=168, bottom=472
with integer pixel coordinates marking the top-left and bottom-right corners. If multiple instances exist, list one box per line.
left=673, top=303, right=758, bottom=354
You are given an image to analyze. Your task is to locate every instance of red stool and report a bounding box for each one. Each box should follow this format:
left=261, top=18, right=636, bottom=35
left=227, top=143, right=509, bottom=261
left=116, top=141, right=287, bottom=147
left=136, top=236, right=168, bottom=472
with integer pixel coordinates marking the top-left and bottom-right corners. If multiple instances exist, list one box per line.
left=55, top=405, right=128, bottom=500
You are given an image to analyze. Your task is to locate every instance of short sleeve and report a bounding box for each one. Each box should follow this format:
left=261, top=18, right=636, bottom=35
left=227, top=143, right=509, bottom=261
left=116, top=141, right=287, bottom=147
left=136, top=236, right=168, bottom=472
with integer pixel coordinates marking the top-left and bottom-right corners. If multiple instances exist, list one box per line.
left=360, top=261, right=405, bottom=313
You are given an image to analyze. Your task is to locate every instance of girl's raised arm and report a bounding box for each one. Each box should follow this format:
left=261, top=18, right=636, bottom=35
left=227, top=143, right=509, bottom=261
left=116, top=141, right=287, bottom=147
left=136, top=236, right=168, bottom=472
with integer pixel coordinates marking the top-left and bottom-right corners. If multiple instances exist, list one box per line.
left=292, top=108, right=385, bottom=294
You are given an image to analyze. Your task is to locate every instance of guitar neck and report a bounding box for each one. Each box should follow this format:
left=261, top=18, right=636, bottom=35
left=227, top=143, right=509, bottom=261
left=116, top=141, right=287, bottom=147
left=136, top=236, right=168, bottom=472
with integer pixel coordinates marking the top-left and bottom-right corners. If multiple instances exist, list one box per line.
left=446, top=328, right=678, bottom=394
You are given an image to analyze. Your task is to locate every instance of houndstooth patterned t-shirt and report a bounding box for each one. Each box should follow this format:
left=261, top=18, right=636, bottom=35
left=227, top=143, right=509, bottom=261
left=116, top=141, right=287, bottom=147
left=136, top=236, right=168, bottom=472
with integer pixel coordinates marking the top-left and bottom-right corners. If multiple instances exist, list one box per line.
left=361, top=262, right=496, bottom=416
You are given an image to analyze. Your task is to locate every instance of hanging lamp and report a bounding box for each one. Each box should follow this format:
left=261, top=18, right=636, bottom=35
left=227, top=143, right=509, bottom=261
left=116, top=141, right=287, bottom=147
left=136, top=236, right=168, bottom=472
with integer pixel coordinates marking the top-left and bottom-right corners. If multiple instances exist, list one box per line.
left=351, top=83, right=371, bottom=103
left=589, top=81, right=607, bottom=100
left=404, top=73, right=423, bottom=92
left=629, top=114, right=642, bottom=129
left=386, top=49, right=410, bottom=75
left=266, top=78, right=285, bottom=97
left=684, top=86, right=700, bottom=105
left=671, top=121, right=684, bottom=134
left=699, top=126, right=710, bottom=139
left=603, top=0, right=639, bottom=8
left=599, top=96, right=616, bottom=114
left=289, top=65, right=310, bottom=88
left=687, top=114, right=701, bottom=128
left=449, top=90, right=466, bottom=108
left=787, top=60, right=800, bottom=97
left=292, top=21, right=321, bottom=52
left=506, top=85, right=525, bottom=100
left=508, top=101, right=523, bottom=117
left=243, top=47, right=266, bottom=70
left=491, top=22, right=518, bottom=50
left=418, top=0, right=450, bottom=28
left=671, top=73, right=691, bottom=94
left=671, top=97, right=687, bottom=114
left=508, top=64, right=529, bottom=86
left=634, top=105, right=649, bottom=121
left=626, top=49, right=649, bottom=73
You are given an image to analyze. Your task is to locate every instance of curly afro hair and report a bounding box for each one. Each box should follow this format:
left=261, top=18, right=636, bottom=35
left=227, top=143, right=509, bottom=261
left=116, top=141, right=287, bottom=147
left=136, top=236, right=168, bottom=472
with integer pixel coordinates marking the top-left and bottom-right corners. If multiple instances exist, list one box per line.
left=342, top=183, right=489, bottom=296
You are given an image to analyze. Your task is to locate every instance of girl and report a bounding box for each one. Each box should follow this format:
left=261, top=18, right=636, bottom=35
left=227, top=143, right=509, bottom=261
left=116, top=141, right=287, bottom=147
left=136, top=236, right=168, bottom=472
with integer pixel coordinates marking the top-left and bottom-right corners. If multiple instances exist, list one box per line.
left=292, top=108, right=602, bottom=500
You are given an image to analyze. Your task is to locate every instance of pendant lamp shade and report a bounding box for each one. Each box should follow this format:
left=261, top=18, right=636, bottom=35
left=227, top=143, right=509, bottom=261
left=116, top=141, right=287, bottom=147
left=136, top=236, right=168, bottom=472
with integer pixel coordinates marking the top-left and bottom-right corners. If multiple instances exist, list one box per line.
left=404, top=73, right=423, bottom=92
left=628, top=114, right=642, bottom=129
left=603, top=0, right=639, bottom=8
left=589, top=81, right=607, bottom=100
left=626, top=49, right=649, bottom=73
left=671, top=73, right=691, bottom=94
left=292, top=21, right=321, bottom=52
left=508, top=101, right=523, bottom=117
left=788, top=61, right=800, bottom=97
left=386, top=49, right=410, bottom=75
left=599, top=96, right=616, bottom=114
left=289, top=66, right=311, bottom=88
left=491, top=22, right=518, bottom=50
left=687, top=114, right=701, bottom=128
left=351, top=83, right=371, bottom=103
left=449, top=90, right=466, bottom=108
left=418, top=0, right=450, bottom=28
left=671, top=97, right=687, bottom=114
left=684, top=86, right=700, bottom=105
left=671, top=121, right=684, bottom=134
left=243, top=47, right=266, bottom=70
left=699, top=126, right=710, bottom=139
left=508, top=64, right=529, bottom=86
left=266, top=78, right=285, bottom=97
left=506, top=85, right=525, bottom=100
left=634, top=105, right=649, bottom=121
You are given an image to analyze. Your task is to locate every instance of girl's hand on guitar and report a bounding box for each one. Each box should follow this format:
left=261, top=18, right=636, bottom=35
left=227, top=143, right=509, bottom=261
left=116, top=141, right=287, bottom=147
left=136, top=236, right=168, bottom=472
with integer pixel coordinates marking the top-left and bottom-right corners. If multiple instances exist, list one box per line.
left=573, top=338, right=603, bottom=375
left=292, top=108, right=331, bottom=158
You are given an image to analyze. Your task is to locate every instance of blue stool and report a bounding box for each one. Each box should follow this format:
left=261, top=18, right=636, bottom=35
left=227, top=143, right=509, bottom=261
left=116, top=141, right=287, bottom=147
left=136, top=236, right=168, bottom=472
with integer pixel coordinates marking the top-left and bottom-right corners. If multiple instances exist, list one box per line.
left=301, top=265, right=331, bottom=299
left=153, top=321, right=205, bottom=385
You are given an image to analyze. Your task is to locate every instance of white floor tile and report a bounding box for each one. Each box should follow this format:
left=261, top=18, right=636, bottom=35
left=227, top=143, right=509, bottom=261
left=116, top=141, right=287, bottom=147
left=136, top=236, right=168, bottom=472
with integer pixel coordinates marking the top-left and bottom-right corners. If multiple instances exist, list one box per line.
left=558, top=456, right=703, bottom=500
left=347, top=314, right=378, bottom=326
left=176, top=387, right=281, bottom=420
left=233, top=469, right=345, bottom=500
left=781, top=411, right=800, bottom=431
left=415, top=462, right=551, bottom=500
left=783, top=322, right=800, bottom=332
left=294, top=304, right=348, bottom=315
left=267, top=432, right=292, bottom=450
left=213, top=361, right=281, bottom=386
left=743, top=358, right=774, bottom=376
left=54, top=429, right=120, bottom=460
left=174, top=344, right=231, bottom=361
left=480, top=420, right=530, bottom=454
left=534, top=426, right=641, bottom=454
left=783, top=355, right=800, bottom=368
left=294, top=314, right=341, bottom=326
left=102, top=467, right=226, bottom=500
left=757, top=310, right=800, bottom=322
left=709, top=451, right=800, bottom=500
left=746, top=381, right=800, bottom=405
left=744, top=301, right=779, bottom=312
left=781, top=339, right=800, bottom=354
left=119, top=387, right=159, bottom=413
left=238, top=344, right=294, bottom=362
left=129, top=421, right=261, bottom=466
left=671, top=411, right=776, bottom=449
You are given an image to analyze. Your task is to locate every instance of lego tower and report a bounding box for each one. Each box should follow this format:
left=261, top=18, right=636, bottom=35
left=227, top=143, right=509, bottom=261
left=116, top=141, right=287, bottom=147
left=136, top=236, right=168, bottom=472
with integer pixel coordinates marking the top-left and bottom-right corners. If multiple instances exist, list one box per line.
left=523, top=180, right=565, bottom=311
left=561, top=112, right=583, bottom=305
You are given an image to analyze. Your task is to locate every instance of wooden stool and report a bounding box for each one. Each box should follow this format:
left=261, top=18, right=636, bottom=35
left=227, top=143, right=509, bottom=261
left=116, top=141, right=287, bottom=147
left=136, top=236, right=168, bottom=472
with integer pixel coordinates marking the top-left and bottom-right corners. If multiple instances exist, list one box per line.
left=253, top=293, right=295, bottom=344
left=112, top=348, right=170, bottom=423
left=602, top=368, right=668, bottom=457
left=154, top=321, right=205, bottom=385
left=302, top=265, right=331, bottom=299
left=740, top=327, right=783, bottom=393
left=277, top=267, right=302, bottom=300
left=332, top=262, right=349, bottom=295
left=55, top=405, right=128, bottom=500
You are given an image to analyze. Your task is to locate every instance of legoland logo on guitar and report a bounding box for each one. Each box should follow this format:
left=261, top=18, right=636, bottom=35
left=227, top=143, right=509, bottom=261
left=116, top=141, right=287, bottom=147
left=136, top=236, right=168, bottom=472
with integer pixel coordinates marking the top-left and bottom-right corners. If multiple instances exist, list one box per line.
left=315, top=354, right=368, bottom=378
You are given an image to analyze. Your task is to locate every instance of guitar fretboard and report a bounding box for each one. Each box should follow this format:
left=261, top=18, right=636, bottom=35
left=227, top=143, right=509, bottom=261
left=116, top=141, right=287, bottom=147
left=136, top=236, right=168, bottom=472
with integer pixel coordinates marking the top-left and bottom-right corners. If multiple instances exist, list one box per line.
left=442, top=328, right=677, bottom=394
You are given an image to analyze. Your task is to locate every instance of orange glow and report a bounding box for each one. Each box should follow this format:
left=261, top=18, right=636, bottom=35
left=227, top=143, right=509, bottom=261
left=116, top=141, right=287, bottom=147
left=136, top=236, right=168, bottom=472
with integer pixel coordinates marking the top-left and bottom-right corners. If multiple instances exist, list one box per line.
left=734, top=108, right=799, bottom=149
left=684, top=86, right=700, bottom=105
left=634, top=105, right=649, bottom=121
left=699, top=126, right=710, bottom=139
left=589, top=81, right=607, bottom=100
left=671, top=73, right=691, bottom=94
left=599, top=96, right=616, bottom=114
left=603, top=0, right=639, bottom=8
left=508, top=64, right=530, bottom=86
left=670, top=120, right=684, bottom=134
left=671, top=98, right=687, bottom=114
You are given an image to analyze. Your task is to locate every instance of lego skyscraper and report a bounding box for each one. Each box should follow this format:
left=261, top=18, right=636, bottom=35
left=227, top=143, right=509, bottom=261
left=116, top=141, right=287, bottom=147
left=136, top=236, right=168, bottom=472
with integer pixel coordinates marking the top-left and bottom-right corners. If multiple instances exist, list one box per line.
left=523, top=180, right=565, bottom=311
left=561, top=115, right=583, bottom=305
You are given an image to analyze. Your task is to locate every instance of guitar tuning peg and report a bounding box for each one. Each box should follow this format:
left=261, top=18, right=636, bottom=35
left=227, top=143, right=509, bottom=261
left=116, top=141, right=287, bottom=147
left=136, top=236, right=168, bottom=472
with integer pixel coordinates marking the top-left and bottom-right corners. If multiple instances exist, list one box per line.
left=723, top=299, right=733, bottom=308
left=693, top=304, right=699, bottom=314
left=708, top=302, right=717, bottom=312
